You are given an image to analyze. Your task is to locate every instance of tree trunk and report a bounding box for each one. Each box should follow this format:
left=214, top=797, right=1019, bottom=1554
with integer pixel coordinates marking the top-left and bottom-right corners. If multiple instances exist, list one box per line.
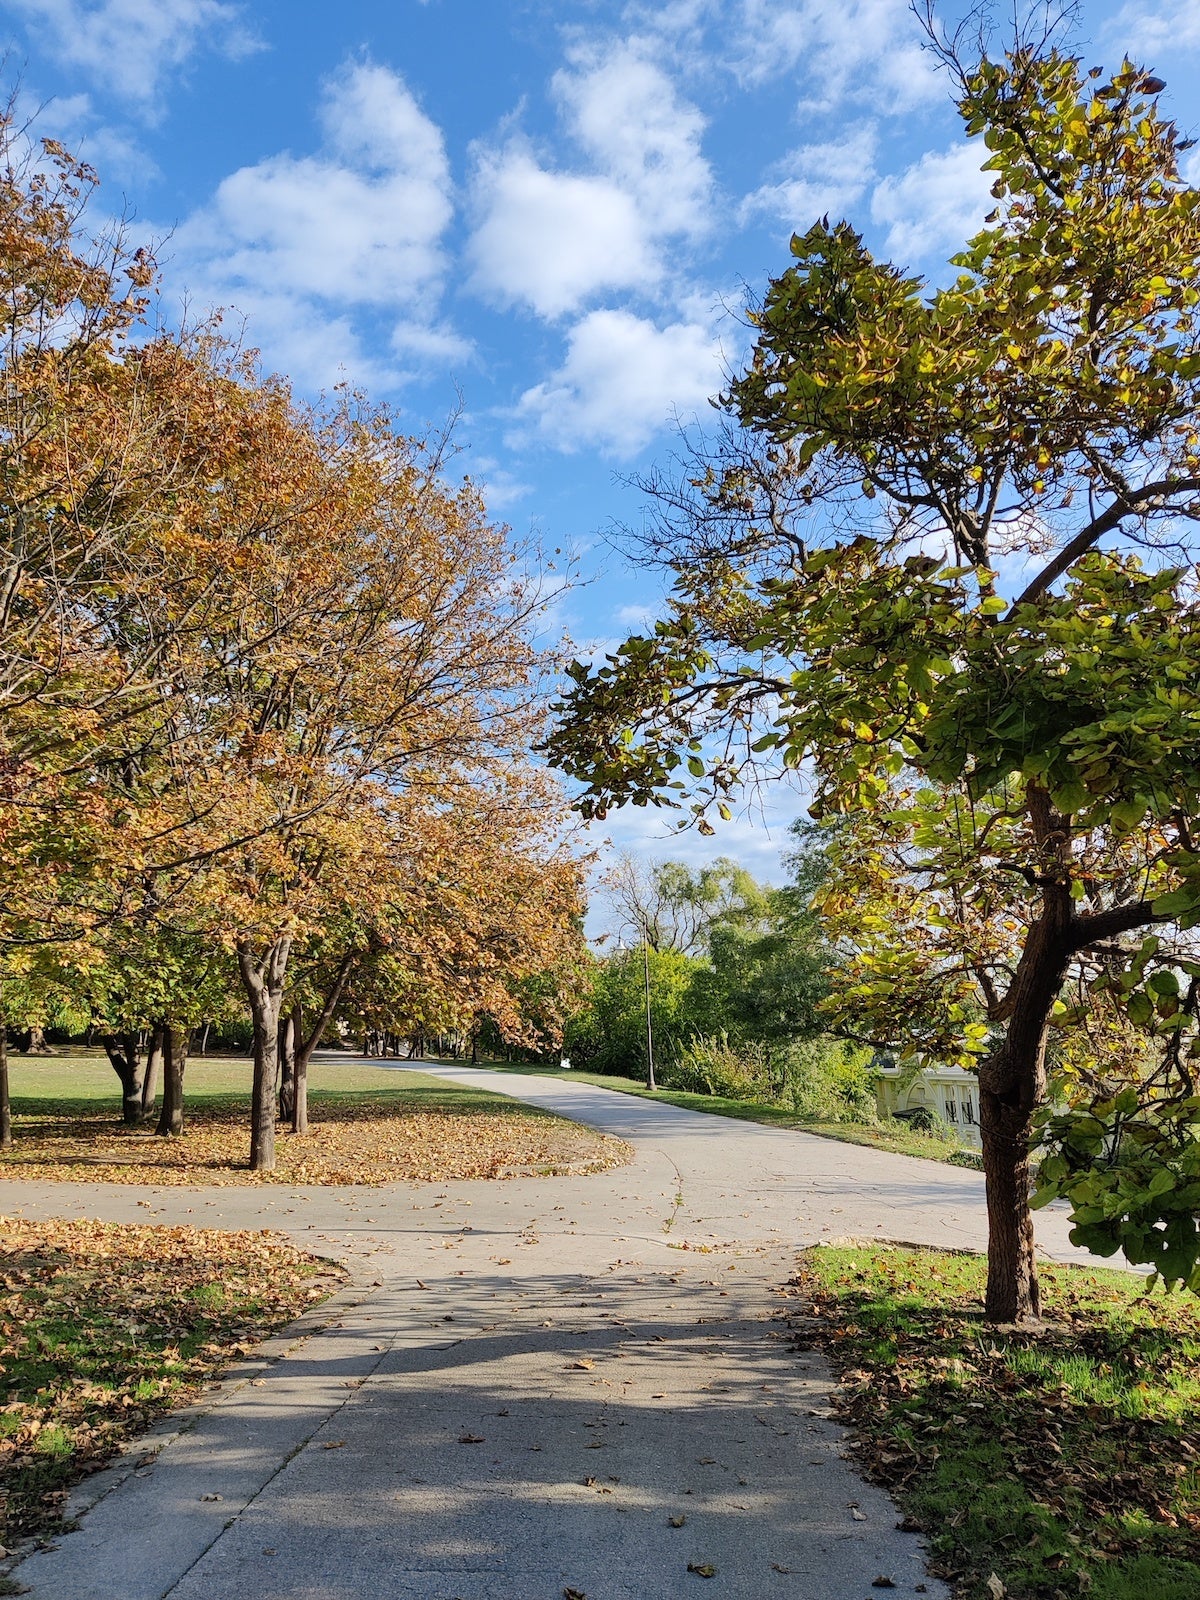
left=290, top=947, right=354, bottom=1136
left=103, top=1032, right=145, bottom=1125
left=156, top=1023, right=188, bottom=1136
left=290, top=1005, right=307, bottom=1134
left=277, top=1012, right=295, bottom=1124
left=1, top=1021, right=12, bottom=1150
left=24, top=1024, right=51, bottom=1055
left=198, top=1022, right=211, bottom=1055
left=141, top=1025, right=163, bottom=1118
left=977, top=818, right=1075, bottom=1322
left=978, top=1066, right=1041, bottom=1322
left=238, top=937, right=292, bottom=1173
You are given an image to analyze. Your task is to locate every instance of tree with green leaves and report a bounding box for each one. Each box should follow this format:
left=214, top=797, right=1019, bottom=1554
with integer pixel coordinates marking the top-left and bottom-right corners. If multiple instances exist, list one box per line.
left=549, top=36, right=1200, bottom=1321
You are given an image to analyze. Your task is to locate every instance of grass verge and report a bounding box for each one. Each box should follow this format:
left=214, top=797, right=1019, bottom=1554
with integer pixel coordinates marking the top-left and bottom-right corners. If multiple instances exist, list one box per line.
left=789, top=1244, right=1200, bottom=1600
left=0, top=1216, right=342, bottom=1544
left=476, top=1062, right=968, bottom=1164
left=0, top=1058, right=629, bottom=1185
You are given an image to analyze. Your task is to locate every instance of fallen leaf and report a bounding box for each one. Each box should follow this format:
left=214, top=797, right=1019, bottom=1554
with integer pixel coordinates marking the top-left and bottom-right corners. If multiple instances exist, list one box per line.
left=871, top=1580, right=897, bottom=1590
left=668, top=1514, right=687, bottom=1528
left=986, top=1577, right=1006, bottom=1600
left=851, top=1508, right=868, bottom=1521
left=564, top=1589, right=587, bottom=1600
left=687, top=1564, right=717, bottom=1578
left=458, top=1434, right=485, bottom=1444
left=568, top=1359, right=596, bottom=1371
left=200, top=1493, right=223, bottom=1502
left=321, top=1441, right=347, bottom=1450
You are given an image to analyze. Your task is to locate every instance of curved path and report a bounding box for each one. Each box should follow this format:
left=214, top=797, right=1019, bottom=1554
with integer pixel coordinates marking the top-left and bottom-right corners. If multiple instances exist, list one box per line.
left=5, top=1064, right=1101, bottom=1600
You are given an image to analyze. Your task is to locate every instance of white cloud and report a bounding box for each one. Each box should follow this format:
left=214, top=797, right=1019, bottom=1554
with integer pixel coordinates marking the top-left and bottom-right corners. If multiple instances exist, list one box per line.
left=8, top=0, right=259, bottom=113
left=513, top=308, right=725, bottom=459
left=1108, top=0, right=1200, bottom=54
left=468, top=147, right=658, bottom=318
left=740, top=126, right=877, bottom=231
left=730, top=0, right=939, bottom=113
left=552, top=41, right=713, bottom=238
left=170, top=61, right=460, bottom=393
left=870, top=141, right=992, bottom=263
left=467, top=40, right=714, bottom=319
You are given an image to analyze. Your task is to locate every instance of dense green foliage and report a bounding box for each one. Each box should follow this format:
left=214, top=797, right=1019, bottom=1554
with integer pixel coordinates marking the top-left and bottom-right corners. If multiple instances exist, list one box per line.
left=564, top=838, right=875, bottom=1125
left=549, top=34, right=1200, bottom=1318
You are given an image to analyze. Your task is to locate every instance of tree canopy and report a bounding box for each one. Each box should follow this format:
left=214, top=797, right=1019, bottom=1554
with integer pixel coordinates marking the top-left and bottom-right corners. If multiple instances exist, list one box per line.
left=549, top=39, right=1200, bottom=1320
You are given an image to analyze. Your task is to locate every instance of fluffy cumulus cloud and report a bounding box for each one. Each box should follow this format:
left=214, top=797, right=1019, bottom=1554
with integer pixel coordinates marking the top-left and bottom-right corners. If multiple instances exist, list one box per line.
left=552, top=42, right=713, bottom=239
left=172, top=61, right=462, bottom=392
left=740, top=126, right=878, bottom=232
left=1108, top=0, right=1200, bottom=54
left=468, top=148, right=657, bottom=318
left=870, top=140, right=993, bottom=263
left=7, top=0, right=259, bottom=112
left=468, top=41, right=713, bottom=319
left=730, top=0, right=939, bottom=112
left=513, top=308, right=725, bottom=459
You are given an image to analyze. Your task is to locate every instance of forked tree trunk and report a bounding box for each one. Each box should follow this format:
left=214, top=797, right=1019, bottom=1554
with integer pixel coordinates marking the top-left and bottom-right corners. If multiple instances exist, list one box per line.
left=1, top=1021, right=12, bottom=1150
left=103, top=1032, right=145, bottom=1125
left=141, top=1025, right=164, bottom=1118
left=156, top=1023, right=188, bottom=1136
left=239, top=937, right=292, bottom=1173
left=24, top=1024, right=51, bottom=1055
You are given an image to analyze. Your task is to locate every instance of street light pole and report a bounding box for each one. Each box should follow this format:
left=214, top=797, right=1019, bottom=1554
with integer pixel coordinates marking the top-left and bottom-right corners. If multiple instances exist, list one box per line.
left=642, top=929, right=656, bottom=1091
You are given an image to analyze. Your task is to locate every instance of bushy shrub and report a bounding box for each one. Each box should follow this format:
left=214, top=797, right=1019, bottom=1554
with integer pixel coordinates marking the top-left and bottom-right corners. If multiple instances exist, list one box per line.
left=661, top=1032, right=877, bottom=1123
left=900, top=1104, right=953, bottom=1137
left=661, top=1033, right=773, bottom=1099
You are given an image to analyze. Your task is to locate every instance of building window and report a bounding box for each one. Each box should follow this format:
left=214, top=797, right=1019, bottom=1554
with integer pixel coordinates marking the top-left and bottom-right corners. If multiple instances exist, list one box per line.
left=962, top=1096, right=975, bottom=1124
left=944, top=1098, right=958, bottom=1121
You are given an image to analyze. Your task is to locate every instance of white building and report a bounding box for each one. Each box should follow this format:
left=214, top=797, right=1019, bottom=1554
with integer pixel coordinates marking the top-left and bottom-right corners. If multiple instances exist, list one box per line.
left=874, top=1061, right=982, bottom=1150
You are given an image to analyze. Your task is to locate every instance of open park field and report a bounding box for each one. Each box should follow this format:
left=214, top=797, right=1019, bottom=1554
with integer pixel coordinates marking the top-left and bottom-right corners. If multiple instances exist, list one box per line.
left=0, top=1054, right=629, bottom=1186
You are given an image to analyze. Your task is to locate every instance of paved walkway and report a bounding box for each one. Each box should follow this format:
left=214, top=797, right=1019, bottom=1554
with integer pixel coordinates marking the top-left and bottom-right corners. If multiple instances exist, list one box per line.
left=4, top=1065, right=1103, bottom=1600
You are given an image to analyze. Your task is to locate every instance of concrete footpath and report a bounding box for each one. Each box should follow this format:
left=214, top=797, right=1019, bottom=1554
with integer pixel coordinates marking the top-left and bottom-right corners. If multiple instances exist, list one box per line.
left=3, top=1064, right=1102, bottom=1600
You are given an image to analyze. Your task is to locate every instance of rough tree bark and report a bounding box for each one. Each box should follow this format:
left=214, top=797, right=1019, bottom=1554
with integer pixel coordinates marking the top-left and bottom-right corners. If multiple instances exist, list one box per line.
left=155, top=1023, right=189, bottom=1136
left=277, top=1012, right=295, bottom=1124
left=976, top=787, right=1166, bottom=1322
left=103, top=1032, right=146, bottom=1125
left=238, top=937, right=292, bottom=1173
left=141, top=1024, right=164, bottom=1119
left=1, top=1020, right=12, bottom=1150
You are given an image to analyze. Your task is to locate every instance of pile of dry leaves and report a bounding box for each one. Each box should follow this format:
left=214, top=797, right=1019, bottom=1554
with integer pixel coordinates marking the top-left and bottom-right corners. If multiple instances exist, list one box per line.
left=0, top=1099, right=630, bottom=1186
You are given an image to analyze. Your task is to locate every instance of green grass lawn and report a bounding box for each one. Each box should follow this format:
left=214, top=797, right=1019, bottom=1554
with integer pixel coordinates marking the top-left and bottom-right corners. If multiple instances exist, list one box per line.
left=794, top=1245, right=1200, bottom=1600
left=474, top=1060, right=970, bottom=1164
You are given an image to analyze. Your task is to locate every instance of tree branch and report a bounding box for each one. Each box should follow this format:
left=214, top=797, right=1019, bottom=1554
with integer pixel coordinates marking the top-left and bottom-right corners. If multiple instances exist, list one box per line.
left=1015, top=478, right=1200, bottom=607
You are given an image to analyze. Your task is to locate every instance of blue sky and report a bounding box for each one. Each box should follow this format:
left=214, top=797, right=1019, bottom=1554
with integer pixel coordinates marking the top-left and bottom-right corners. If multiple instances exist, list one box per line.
left=6, top=0, right=1199, bottom=892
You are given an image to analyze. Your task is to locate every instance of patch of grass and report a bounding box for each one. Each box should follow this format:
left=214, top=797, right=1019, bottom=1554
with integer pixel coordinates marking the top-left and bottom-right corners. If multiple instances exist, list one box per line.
left=789, top=1244, right=1200, bottom=1599
left=0, top=1058, right=629, bottom=1185
left=0, top=1215, right=341, bottom=1543
left=477, top=1062, right=967, bottom=1164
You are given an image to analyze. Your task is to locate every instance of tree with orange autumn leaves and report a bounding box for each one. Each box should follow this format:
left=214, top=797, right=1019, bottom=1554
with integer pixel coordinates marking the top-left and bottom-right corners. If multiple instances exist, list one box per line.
left=0, top=122, right=589, bottom=1167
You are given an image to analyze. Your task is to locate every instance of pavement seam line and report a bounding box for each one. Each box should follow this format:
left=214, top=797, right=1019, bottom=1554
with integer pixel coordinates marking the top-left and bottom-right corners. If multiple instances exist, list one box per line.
left=155, top=1294, right=403, bottom=1600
